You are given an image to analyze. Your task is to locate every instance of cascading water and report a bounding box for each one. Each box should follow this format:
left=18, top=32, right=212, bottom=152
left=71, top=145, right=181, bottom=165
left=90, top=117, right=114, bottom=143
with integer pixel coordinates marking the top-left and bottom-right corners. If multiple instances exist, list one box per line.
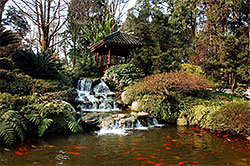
left=76, top=78, right=164, bottom=135
left=75, top=78, right=119, bottom=112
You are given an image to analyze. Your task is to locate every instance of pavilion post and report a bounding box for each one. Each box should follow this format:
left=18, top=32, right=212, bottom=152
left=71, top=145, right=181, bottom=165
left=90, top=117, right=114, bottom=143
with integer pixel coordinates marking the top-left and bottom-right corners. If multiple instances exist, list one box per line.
left=108, top=48, right=111, bottom=65
left=99, top=54, right=102, bottom=67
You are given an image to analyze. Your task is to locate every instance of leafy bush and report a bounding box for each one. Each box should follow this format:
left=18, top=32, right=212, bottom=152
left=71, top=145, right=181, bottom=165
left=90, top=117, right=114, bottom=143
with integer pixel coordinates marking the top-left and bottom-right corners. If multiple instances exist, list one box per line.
left=123, top=71, right=213, bottom=104
left=74, top=55, right=100, bottom=78
left=180, top=99, right=250, bottom=136
left=12, top=50, right=62, bottom=79
left=180, top=63, right=204, bottom=76
left=138, top=94, right=179, bottom=122
left=219, top=100, right=250, bottom=135
left=0, top=69, right=33, bottom=95
left=32, top=79, right=70, bottom=94
left=103, top=64, right=145, bottom=90
left=235, top=84, right=248, bottom=99
left=0, top=93, right=82, bottom=146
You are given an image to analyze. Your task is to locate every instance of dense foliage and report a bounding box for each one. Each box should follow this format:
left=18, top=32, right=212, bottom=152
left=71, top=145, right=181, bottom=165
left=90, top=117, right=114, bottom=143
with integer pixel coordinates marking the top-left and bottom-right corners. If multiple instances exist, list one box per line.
left=12, top=50, right=62, bottom=79
left=103, top=64, right=145, bottom=90
left=123, top=71, right=213, bottom=122
left=0, top=93, right=82, bottom=146
left=179, top=99, right=250, bottom=136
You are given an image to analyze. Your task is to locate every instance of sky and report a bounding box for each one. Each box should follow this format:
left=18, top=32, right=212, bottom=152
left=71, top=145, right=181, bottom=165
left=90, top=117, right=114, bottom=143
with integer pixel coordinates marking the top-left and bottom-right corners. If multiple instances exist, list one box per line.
left=121, top=0, right=137, bottom=22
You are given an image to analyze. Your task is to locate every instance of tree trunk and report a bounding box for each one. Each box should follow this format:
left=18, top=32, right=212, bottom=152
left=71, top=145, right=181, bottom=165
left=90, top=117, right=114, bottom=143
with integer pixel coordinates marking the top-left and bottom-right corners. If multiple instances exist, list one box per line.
left=0, top=0, right=8, bottom=26
left=248, top=0, right=250, bottom=54
left=231, top=72, right=237, bottom=94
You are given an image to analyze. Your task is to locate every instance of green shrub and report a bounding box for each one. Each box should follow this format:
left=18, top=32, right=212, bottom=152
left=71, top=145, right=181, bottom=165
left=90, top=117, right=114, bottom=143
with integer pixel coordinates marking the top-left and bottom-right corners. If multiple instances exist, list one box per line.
left=0, top=93, right=82, bottom=146
left=12, top=50, right=62, bottom=79
left=220, top=100, right=250, bottom=135
left=124, top=71, right=213, bottom=105
left=74, top=55, right=100, bottom=78
left=180, top=63, right=204, bottom=76
left=138, top=94, right=179, bottom=122
left=32, top=79, right=66, bottom=94
left=235, top=84, right=248, bottom=99
left=181, top=99, right=250, bottom=136
left=103, top=64, right=145, bottom=90
left=0, top=69, right=33, bottom=95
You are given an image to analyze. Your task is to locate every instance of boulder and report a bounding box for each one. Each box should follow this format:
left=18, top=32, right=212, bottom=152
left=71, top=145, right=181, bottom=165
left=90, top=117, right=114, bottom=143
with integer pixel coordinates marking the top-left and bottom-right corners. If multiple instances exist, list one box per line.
left=121, top=91, right=126, bottom=103
left=177, top=117, right=188, bottom=126
left=80, top=113, right=110, bottom=125
left=131, top=101, right=139, bottom=111
left=130, top=111, right=148, bottom=117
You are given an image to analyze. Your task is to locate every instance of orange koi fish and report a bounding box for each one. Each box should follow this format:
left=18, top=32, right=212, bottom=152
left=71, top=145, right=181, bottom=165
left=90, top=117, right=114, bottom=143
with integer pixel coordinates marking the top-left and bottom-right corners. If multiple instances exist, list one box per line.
left=149, top=156, right=157, bottom=159
left=171, top=139, right=178, bottom=142
left=165, top=147, right=171, bottom=150
left=73, top=146, right=84, bottom=149
left=131, top=148, right=135, bottom=151
left=19, top=146, right=28, bottom=151
left=137, top=157, right=147, bottom=160
left=136, top=152, right=141, bottom=156
left=123, top=152, right=128, bottom=155
left=146, top=161, right=155, bottom=164
left=178, top=161, right=188, bottom=165
left=15, top=151, right=23, bottom=155
left=31, top=145, right=36, bottom=148
left=154, top=163, right=164, bottom=166
left=193, top=161, right=199, bottom=164
left=68, top=152, right=80, bottom=155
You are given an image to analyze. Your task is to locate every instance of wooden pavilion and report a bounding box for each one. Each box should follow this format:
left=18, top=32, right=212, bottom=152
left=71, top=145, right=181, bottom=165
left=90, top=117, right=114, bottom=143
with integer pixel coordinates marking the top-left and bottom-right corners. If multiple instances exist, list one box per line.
left=90, top=31, right=142, bottom=73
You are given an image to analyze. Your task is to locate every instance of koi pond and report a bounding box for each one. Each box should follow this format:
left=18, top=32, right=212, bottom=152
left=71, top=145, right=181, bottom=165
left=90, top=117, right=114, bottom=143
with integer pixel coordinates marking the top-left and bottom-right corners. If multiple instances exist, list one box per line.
left=1, top=126, right=249, bottom=166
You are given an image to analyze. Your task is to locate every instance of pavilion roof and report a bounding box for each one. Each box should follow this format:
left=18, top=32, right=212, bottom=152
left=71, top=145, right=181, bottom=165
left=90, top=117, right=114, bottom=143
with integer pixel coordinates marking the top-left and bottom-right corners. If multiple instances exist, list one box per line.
left=90, top=31, right=142, bottom=52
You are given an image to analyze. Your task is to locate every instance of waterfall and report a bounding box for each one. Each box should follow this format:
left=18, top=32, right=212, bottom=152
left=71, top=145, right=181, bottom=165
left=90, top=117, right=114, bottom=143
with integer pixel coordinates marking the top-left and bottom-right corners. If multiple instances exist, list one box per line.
left=75, top=78, right=119, bottom=112
left=135, top=120, right=148, bottom=130
left=153, top=118, right=164, bottom=127
left=76, top=78, right=165, bottom=135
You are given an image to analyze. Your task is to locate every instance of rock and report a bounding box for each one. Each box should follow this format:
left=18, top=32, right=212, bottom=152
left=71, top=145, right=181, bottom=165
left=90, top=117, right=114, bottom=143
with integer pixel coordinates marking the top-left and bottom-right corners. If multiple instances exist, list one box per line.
left=177, top=117, right=188, bottom=126
left=131, top=101, right=139, bottom=111
left=80, top=113, right=110, bottom=125
left=121, top=91, right=126, bottom=103
left=130, top=111, right=148, bottom=117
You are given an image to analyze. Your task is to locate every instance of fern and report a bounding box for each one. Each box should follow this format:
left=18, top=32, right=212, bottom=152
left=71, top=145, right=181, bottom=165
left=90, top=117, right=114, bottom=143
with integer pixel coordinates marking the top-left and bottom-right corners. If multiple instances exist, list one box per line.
left=0, top=110, right=27, bottom=145
left=38, top=118, right=53, bottom=137
left=0, top=122, right=16, bottom=145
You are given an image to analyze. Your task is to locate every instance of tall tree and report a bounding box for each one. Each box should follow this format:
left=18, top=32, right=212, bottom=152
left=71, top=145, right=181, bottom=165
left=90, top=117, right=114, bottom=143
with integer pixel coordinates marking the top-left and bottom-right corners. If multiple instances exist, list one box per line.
left=125, top=0, right=182, bottom=74
left=195, top=0, right=249, bottom=93
left=13, top=0, right=69, bottom=52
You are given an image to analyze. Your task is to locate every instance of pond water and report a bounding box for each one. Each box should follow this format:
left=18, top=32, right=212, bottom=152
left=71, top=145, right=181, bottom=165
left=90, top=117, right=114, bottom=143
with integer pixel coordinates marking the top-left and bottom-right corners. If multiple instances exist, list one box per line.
left=1, top=126, right=249, bottom=166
